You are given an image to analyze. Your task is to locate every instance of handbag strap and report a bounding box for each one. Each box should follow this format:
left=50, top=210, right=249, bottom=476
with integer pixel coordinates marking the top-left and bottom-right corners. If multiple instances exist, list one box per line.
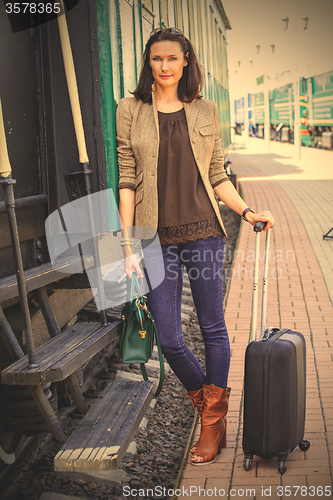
left=145, top=308, right=165, bottom=398
left=127, top=272, right=147, bottom=327
left=140, top=363, right=148, bottom=381
left=126, top=270, right=143, bottom=303
left=155, top=325, right=165, bottom=397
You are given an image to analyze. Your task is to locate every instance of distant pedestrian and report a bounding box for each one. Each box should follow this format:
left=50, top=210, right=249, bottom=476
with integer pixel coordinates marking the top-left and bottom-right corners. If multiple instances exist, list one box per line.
left=300, top=110, right=312, bottom=147
left=116, top=27, right=275, bottom=465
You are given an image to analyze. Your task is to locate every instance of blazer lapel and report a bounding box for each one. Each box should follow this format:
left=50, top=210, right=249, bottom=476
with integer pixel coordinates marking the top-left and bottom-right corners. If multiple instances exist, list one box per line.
left=184, top=100, right=200, bottom=167
left=151, top=88, right=160, bottom=143
left=184, top=100, right=199, bottom=138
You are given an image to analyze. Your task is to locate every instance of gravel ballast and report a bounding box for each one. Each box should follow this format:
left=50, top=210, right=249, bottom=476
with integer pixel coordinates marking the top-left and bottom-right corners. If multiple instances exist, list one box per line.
left=2, top=204, right=241, bottom=500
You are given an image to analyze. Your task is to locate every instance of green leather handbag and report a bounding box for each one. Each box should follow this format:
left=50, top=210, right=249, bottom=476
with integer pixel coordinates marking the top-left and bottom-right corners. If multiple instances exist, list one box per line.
left=120, top=271, right=165, bottom=397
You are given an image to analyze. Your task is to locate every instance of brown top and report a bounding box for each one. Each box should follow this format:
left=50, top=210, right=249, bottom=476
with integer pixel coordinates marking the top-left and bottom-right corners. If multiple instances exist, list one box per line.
left=157, top=108, right=216, bottom=226
left=156, top=108, right=226, bottom=244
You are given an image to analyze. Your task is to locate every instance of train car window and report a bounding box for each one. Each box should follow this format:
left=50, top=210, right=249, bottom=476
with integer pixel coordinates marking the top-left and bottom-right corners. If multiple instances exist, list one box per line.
left=218, top=30, right=223, bottom=86
left=222, top=34, right=228, bottom=90
left=174, top=0, right=184, bottom=32
left=187, top=0, right=196, bottom=52
left=210, top=11, right=217, bottom=84
left=214, top=19, right=220, bottom=84
left=119, top=0, right=137, bottom=97
left=143, top=0, right=153, bottom=11
left=196, top=0, right=204, bottom=66
left=159, top=0, right=169, bottom=28
left=141, top=3, right=154, bottom=54
left=204, top=0, right=211, bottom=76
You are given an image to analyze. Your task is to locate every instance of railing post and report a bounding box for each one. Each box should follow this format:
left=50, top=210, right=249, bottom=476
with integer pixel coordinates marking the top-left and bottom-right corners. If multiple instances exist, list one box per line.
left=0, top=177, right=37, bottom=368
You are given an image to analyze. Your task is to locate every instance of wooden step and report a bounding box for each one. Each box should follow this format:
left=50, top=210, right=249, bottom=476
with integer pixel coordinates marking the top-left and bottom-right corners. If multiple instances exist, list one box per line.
left=80, top=300, right=123, bottom=321
left=0, top=254, right=94, bottom=303
left=54, top=380, right=155, bottom=471
left=1, top=321, right=121, bottom=385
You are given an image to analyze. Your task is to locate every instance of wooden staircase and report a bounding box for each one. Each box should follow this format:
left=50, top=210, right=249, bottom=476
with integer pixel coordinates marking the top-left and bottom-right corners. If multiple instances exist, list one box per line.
left=0, top=254, right=93, bottom=303
left=0, top=250, right=154, bottom=471
left=0, top=159, right=152, bottom=470
left=54, top=381, right=155, bottom=471
left=1, top=321, right=121, bottom=385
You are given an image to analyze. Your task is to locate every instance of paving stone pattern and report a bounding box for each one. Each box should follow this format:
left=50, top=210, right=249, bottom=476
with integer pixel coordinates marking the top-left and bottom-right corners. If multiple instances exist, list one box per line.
left=177, top=152, right=333, bottom=500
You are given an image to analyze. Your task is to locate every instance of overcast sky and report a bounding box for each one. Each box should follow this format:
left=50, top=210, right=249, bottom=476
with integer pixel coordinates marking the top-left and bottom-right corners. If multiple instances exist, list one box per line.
left=222, top=0, right=333, bottom=105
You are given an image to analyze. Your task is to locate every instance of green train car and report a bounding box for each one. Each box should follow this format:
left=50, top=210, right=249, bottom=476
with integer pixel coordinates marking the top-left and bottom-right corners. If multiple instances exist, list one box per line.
left=269, top=84, right=294, bottom=126
left=300, top=71, right=333, bottom=148
left=100, top=0, right=231, bottom=193
left=0, top=0, right=231, bottom=467
left=249, top=92, right=265, bottom=138
left=269, top=72, right=333, bottom=147
left=269, top=83, right=295, bottom=143
left=235, top=70, right=333, bottom=148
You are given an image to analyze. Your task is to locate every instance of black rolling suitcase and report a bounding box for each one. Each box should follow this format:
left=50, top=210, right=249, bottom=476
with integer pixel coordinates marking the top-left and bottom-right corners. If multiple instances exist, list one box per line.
left=242, top=222, right=310, bottom=474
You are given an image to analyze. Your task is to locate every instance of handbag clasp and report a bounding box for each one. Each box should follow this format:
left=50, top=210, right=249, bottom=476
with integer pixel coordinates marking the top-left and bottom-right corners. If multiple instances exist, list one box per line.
left=139, top=330, right=146, bottom=339
left=138, top=302, right=147, bottom=311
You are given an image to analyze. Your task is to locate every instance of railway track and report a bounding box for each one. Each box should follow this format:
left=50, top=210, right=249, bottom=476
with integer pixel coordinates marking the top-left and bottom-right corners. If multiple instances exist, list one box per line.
left=0, top=204, right=240, bottom=500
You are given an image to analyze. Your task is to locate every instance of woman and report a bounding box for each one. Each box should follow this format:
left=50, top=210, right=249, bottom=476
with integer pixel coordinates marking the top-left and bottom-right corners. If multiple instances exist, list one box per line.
left=116, top=27, right=274, bottom=466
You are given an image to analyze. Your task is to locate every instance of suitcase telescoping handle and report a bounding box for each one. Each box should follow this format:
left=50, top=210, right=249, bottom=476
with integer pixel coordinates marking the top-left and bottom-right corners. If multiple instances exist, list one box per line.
left=250, top=222, right=271, bottom=341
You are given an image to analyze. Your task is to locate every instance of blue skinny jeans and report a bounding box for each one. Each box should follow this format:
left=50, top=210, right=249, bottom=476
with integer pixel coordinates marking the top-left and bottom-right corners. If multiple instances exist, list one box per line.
left=145, top=235, right=230, bottom=392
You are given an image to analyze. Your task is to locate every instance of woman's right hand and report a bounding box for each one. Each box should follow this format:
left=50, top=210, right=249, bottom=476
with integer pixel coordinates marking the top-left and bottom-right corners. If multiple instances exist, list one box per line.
left=123, top=252, right=144, bottom=279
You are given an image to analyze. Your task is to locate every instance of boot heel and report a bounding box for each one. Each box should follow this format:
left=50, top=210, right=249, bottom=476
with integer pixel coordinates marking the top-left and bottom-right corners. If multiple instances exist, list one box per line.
left=222, top=418, right=227, bottom=449
left=217, top=436, right=223, bottom=455
left=217, top=418, right=227, bottom=455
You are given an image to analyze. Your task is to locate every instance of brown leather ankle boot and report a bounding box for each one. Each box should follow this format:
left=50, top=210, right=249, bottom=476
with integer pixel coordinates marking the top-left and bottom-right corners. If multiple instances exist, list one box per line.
left=191, top=384, right=231, bottom=466
left=187, top=388, right=204, bottom=454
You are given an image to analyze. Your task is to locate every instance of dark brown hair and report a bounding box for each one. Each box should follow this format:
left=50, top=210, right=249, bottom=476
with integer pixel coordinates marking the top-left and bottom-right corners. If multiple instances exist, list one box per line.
left=132, top=28, right=203, bottom=103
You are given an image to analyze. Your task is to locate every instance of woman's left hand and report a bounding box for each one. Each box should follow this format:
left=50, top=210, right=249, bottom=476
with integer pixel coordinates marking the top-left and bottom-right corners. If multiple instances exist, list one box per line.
left=245, top=210, right=275, bottom=231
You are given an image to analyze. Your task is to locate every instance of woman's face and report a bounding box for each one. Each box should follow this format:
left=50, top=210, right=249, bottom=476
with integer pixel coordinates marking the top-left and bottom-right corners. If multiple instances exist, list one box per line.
left=149, top=40, right=188, bottom=93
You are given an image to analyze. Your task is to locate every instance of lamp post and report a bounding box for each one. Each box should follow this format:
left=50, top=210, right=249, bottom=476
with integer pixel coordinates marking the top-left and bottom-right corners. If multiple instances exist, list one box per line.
left=264, top=84, right=270, bottom=152
left=293, top=77, right=301, bottom=159
left=244, top=92, right=250, bottom=148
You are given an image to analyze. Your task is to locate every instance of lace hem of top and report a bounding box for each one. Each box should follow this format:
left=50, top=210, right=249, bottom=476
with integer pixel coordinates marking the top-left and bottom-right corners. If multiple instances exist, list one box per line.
left=157, top=217, right=223, bottom=245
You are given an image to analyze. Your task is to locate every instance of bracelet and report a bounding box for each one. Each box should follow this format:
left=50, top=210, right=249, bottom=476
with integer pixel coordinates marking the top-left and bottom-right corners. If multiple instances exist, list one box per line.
left=120, top=238, right=133, bottom=247
left=242, top=208, right=256, bottom=221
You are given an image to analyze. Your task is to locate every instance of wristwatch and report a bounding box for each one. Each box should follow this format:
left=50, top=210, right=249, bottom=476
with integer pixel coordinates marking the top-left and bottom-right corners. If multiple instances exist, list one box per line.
left=242, top=208, right=256, bottom=221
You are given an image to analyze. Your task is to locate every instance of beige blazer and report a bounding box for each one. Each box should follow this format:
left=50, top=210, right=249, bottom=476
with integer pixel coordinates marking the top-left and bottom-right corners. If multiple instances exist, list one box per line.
left=116, top=91, right=228, bottom=237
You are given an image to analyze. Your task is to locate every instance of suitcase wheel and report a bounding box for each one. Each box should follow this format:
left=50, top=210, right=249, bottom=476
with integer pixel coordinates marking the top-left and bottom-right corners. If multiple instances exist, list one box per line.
left=243, top=456, right=253, bottom=471
left=278, top=460, right=287, bottom=474
left=299, top=440, right=310, bottom=452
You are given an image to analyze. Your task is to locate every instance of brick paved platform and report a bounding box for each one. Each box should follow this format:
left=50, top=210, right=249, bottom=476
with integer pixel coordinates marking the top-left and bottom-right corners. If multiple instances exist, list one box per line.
left=176, top=147, right=333, bottom=499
